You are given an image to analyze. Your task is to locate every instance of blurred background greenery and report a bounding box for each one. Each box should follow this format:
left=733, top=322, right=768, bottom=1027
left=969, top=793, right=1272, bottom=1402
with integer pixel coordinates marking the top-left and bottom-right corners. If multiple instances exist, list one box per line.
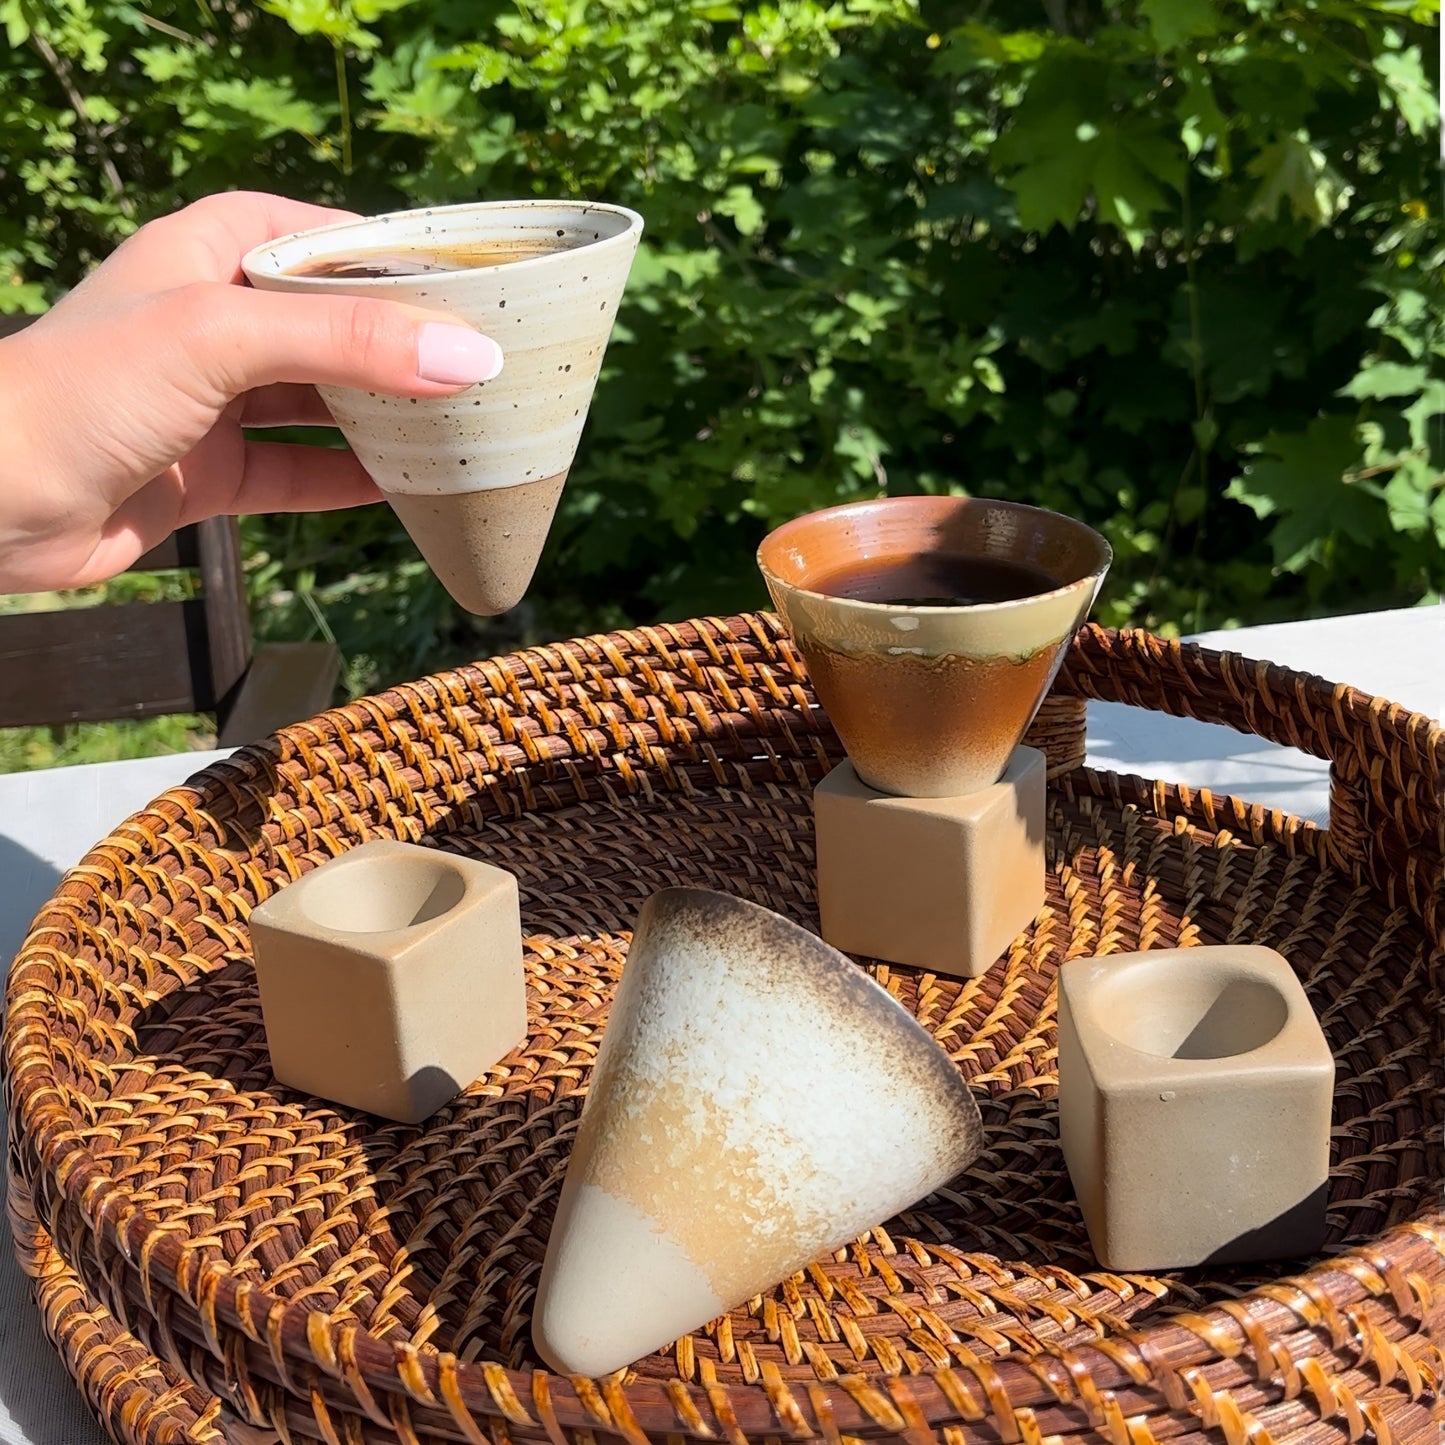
left=1, top=0, right=1440, bottom=768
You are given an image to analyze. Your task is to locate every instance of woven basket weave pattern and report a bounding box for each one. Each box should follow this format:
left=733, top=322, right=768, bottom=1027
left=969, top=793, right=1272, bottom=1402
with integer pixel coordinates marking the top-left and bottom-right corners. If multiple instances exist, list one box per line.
left=4, top=617, right=1442, bottom=1445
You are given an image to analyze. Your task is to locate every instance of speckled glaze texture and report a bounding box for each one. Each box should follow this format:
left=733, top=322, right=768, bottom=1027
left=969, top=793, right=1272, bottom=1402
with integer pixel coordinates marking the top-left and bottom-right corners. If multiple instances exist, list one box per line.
left=759, top=496, right=1111, bottom=796
left=242, top=200, right=642, bottom=613
left=242, top=200, right=642, bottom=497
left=532, top=887, right=984, bottom=1377
left=1059, top=946, right=1335, bottom=1271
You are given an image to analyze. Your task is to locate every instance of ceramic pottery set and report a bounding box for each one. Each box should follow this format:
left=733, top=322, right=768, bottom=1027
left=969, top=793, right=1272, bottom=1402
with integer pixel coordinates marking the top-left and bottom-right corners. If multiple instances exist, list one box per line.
left=244, top=199, right=1337, bottom=1380
left=250, top=866, right=986, bottom=1375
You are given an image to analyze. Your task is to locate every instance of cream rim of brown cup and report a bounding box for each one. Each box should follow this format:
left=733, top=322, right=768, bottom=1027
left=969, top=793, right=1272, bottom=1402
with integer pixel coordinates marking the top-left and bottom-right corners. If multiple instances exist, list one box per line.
left=757, top=495, right=1112, bottom=615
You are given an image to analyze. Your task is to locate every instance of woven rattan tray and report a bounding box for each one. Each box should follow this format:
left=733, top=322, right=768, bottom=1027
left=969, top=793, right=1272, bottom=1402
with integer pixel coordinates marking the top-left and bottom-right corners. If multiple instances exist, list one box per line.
left=5, top=617, right=1441, bottom=1445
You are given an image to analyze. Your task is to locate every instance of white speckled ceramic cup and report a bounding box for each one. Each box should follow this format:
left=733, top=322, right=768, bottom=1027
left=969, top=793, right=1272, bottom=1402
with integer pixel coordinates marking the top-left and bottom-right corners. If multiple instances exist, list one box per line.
left=242, top=199, right=643, bottom=614
left=531, top=887, right=984, bottom=1377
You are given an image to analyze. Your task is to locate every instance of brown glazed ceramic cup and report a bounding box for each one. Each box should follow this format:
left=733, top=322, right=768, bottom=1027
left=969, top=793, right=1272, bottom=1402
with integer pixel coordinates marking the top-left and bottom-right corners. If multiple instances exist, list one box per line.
left=758, top=496, right=1111, bottom=797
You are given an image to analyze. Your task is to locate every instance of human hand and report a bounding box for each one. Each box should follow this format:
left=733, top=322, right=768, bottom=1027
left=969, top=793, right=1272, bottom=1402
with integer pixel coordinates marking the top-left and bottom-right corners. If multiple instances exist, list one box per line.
left=0, top=191, right=504, bottom=593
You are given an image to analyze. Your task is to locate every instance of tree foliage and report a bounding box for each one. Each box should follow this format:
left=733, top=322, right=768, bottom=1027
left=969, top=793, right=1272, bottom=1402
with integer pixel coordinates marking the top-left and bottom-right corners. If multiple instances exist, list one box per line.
left=2, top=0, right=1440, bottom=690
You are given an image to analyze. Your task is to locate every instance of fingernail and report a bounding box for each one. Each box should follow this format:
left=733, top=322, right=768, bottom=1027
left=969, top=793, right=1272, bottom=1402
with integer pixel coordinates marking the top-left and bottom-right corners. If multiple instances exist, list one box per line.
left=417, top=323, right=504, bottom=385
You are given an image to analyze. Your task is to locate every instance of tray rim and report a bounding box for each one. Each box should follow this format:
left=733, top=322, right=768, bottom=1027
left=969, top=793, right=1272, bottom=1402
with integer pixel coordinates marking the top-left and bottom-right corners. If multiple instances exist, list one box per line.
left=5, top=617, right=1442, bottom=1443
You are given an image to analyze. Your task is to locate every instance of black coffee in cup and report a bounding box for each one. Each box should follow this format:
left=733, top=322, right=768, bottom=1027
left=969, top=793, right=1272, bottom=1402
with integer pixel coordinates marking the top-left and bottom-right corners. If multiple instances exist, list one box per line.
left=807, top=554, right=1061, bottom=608
left=285, top=236, right=588, bottom=279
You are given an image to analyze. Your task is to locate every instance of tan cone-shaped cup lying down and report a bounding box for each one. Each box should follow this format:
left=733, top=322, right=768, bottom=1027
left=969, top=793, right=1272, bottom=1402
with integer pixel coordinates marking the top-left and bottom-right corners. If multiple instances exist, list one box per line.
left=759, top=496, right=1112, bottom=797
left=242, top=199, right=643, bottom=615
left=532, top=888, right=984, bottom=1376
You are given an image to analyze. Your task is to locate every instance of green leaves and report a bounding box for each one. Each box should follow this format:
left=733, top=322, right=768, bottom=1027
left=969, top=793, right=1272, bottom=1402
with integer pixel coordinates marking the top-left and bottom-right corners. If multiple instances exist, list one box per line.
left=1374, top=45, right=1438, bottom=136
left=1177, top=63, right=1231, bottom=166
left=1140, top=0, right=1221, bottom=50
left=1227, top=418, right=1384, bottom=571
left=1376, top=463, right=1445, bottom=546
left=933, top=23, right=1048, bottom=70
left=199, top=78, right=329, bottom=142
left=1245, top=137, right=1351, bottom=226
left=1087, top=123, right=1187, bottom=236
left=714, top=184, right=766, bottom=237
left=1, top=0, right=30, bottom=47
left=2, top=0, right=1441, bottom=674
left=1342, top=361, right=1432, bottom=401
left=259, top=0, right=381, bottom=46
left=992, top=60, right=1185, bottom=243
left=995, top=110, right=1186, bottom=239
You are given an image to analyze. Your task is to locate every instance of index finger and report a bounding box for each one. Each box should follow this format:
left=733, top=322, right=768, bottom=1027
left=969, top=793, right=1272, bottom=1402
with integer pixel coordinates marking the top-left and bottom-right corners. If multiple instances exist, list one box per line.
left=90, top=192, right=363, bottom=295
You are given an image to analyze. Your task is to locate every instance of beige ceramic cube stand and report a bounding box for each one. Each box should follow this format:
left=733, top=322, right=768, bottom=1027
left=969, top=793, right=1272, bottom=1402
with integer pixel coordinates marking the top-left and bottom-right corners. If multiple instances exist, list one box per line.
left=813, top=744, right=1046, bottom=979
left=1058, top=945, right=1334, bottom=1271
left=249, top=839, right=526, bottom=1124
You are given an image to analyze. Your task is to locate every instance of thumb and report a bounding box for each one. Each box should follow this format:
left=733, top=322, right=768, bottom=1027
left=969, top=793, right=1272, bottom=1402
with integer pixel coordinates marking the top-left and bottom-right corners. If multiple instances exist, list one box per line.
left=170, top=281, right=505, bottom=400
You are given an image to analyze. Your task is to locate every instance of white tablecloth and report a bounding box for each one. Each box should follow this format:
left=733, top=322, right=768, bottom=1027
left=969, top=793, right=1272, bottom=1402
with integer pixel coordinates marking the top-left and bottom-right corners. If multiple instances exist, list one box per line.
left=0, top=604, right=1439, bottom=1444
left=1085, top=607, right=1444, bottom=828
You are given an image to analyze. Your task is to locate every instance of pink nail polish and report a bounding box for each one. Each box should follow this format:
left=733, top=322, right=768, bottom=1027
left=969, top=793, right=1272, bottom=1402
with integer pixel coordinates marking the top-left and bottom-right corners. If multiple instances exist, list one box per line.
left=417, top=323, right=504, bottom=385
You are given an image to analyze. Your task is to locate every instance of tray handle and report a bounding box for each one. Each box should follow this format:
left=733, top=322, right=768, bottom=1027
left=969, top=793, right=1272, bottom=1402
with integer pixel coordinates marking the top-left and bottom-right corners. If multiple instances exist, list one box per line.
left=1056, top=625, right=1444, bottom=922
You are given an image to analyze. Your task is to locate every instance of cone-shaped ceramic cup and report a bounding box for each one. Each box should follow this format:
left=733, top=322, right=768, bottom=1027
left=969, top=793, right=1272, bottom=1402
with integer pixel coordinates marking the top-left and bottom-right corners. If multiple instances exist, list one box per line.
left=758, top=496, right=1111, bottom=797
left=531, top=887, right=984, bottom=1376
left=242, top=199, right=643, bottom=615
